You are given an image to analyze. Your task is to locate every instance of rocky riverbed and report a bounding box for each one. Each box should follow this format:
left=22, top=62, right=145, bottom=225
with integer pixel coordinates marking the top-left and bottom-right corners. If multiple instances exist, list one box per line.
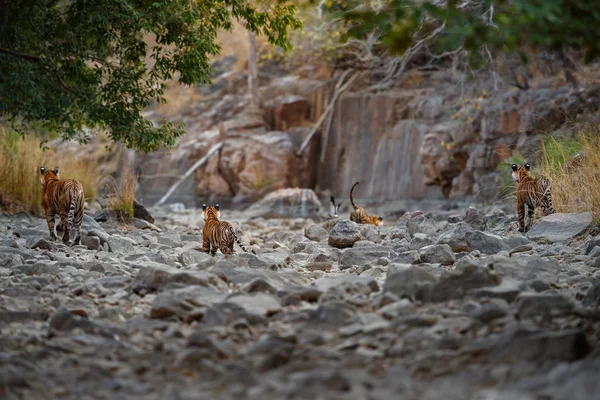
left=1, top=201, right=600, bottom=400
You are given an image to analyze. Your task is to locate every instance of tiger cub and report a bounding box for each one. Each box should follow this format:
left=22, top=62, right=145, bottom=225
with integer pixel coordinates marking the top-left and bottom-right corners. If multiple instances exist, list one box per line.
left=349, top=182, right=383, bottom=226
left=511, top=163, right=555, bottom=233
left=201, top=203, right=255, bottom=256
left=40, top=166, right=85, bottom=245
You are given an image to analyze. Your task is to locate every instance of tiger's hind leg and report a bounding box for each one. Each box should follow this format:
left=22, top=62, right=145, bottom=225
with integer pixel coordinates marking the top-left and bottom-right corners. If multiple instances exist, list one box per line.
left=45, top=209, right=59, bottom=241
left=517, top=199, right=526, bottom=233
left=59, top=209, right=70, bottom=244
left=524, top=204, right=534, bottom=233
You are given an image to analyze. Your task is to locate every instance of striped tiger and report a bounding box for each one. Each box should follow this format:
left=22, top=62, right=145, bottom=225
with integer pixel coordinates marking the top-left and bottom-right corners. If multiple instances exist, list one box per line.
left=349, top=182, right=383, bottom=226
left=201, top=203, right=255, bottom=256
left=40, top=166, right=85, bottom=245
left=511, top=163, right=555, bottom=233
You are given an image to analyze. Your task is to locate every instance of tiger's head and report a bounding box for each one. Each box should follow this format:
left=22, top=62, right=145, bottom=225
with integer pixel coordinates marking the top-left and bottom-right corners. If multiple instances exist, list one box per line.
left=202, top=203, right=221, bottom=220
left=39, top=166, right=60, bottom=185
left=368, top=215, right=384, bottom=227
left=511, top=163, right=530, bottom=183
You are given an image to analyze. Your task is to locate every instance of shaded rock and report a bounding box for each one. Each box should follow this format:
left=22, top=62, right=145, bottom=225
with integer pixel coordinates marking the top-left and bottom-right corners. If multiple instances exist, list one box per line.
left=245, top=188, right=322, bottom=219
left=419, top=244, right=455, bottom=265
left=406, top=213, right=439, bottom=236
left=131, top=265, right=219, bottom=293
left=30, top=238, right=55, bottom=251
left=87, top=228, right=110, bottom=244
left=470, top=302, right=508, bottom=323
left=437, top=223, right=474, bottom=252
left=408, top=233, right=433, bottom=250
left=339, top=246, right=394, bottom=269
left=432, top=262, right=500, bottom=302
left=304, top=224, right=328, bottom=242
left=491, top=328, right=590, bottom=363
left=312, top=275, right=379, bottom=293
left=131, top=218, right=161, bottom=231
left=328, top=220, right=361, bottom=249
left=245, top=336, right=295, bottom=372
left=585, top=237, right=600, bottom=255
left=464, top=206, right=486, bottom=230
left=516, top=292, right=574, bottom=318
left=470, top=278, right=522, bottom=303
left=0, top=252, right=24, bottom=268
left=81, top=236, right=101, bottom=251
left=465, top=231, right=506, bottom=254
left=0, top=310, right=49, bottom=323
left=378, top=299, right=417, bottom=320
left=48, top=308, right=120, bottom=339
left=581, top=282, right=600, bottom=308
left=527, top=212, right=593, bottom=243
left=383, top=267, right=437, bottom=301
left=157, top=232, right=183, bottom=247
left=150, top=286, right=225, bottom=321
left=133, top=200, right=154, bottom=223
left=201, top=302, right=265, bottom=328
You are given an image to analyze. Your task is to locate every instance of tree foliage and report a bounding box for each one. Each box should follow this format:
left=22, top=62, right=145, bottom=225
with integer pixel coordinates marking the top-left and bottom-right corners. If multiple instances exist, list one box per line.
left=0, top=0, right=300, bottom=152
left=342, top=0, right=600, bottom=66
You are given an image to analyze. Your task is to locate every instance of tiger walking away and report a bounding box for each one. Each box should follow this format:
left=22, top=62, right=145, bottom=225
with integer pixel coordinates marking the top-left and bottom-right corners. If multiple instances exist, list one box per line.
left=40, top=166, right=85, bottom=246
left=511, top=163, right=555, bottom=233
left=201, top=203, right=255, bottom=256
left=349, top=182, right=383, bottom=226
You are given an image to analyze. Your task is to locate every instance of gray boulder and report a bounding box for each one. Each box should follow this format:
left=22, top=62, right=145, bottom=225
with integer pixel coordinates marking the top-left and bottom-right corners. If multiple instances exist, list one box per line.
left=419, top=244, right=455, bottom=265
left=328, top=220, right=361, bottom=249
left=527, top=212, right=593, bottom=243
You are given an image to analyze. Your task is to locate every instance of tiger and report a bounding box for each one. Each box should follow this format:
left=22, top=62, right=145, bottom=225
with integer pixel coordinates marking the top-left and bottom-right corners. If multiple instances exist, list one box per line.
left=39, top=166, right=85, bottom=245
left=201, top=203, right=255, bottom=256
left=511, top=162, right=555, bottom=233
left=349, top=182, right=383, bottom=226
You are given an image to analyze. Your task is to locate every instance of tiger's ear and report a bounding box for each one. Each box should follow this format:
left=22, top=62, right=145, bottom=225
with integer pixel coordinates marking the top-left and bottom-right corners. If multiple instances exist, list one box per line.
left=524, top=163, right=531, bottom=171
left=40, top=166, right=45, bottom=175
left=378, top=216, right=383, bottom=221
left=53, top=166, right=60, bottom=175
left=202, top=204, right=207, bottom=211
left=511, top=164, right=518, bottom=171
left=214, top=203, right=220, bottom=211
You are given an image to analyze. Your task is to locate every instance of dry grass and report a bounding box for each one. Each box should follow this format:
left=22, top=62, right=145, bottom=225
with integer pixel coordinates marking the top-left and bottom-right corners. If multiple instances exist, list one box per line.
left=0, top=128, right=99, bottom=215
left=537, top=127, right=600, bottom=222
left=105, top=160, right=137, bottom=222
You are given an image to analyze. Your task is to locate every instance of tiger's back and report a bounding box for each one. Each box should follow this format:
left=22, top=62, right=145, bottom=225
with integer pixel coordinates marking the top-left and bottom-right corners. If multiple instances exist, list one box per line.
left=40, top=166, right=85, bottom=245
left=349, top=182, right=383, bottom=226
left=201, top=204, right=253, bottom=256
left=511, top=163, right=555, bottom=232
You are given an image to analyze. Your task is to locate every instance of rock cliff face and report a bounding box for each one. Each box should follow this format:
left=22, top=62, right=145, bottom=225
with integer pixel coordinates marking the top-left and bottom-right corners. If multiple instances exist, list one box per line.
left=134, top=58, right=600, bottom=206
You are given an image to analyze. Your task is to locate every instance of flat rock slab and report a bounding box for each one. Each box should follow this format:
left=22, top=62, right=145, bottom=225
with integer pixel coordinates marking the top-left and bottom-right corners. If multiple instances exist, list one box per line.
left=527, top=212, right=593, bottom=243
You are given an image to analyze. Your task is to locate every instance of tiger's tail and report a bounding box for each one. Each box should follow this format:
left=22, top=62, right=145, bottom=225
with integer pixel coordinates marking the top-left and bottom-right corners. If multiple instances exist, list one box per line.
left=235, top=234, right=256, bottom=255
left=350, top=182, right=360, bottom=210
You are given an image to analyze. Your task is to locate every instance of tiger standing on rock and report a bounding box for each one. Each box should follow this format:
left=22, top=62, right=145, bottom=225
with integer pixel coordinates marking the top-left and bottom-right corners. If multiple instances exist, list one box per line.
left=40, top=166, right=85, bottom=246
left=511, top=163, right=555, bottom=233
left=349, top=182, right=383, bottom=226
left=201, top=203, right=255, bottom=256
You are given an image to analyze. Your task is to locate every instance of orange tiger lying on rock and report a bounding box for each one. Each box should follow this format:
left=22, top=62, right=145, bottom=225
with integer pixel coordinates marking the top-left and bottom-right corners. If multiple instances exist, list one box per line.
left=40, top=166, right=85, bottom=246
left=349, top=182, right=383, bottom=226
left=201, top=203, right=255, bottom=256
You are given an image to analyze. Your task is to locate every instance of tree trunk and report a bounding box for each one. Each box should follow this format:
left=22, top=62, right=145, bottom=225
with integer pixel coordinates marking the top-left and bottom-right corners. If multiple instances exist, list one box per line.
left=247, top=30, right=259, bottom=112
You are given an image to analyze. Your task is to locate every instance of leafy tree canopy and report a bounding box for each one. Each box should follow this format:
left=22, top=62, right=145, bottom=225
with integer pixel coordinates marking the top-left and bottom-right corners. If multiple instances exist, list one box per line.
left=0, top=0, right=301, bottom=151
left=341, top=0, right=600, bottom=67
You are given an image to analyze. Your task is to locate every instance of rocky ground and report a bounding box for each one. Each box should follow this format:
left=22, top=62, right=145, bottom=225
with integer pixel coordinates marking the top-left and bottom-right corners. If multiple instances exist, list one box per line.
left=1, top=198, right=600, bottom=400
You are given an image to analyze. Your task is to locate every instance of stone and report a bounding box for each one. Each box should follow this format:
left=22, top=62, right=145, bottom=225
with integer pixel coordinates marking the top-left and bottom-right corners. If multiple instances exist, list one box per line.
left=157, top=232, right=183, bottom=247
left=339, top=246, right=394, bottom=269
left=328, top=220, right=361, bottom=249
left=419, top=244, right=455, bottom=265
left=464, top=206, right=486, bottom=230
left=81, top=236, right=101, bottom=251
left=470, top=302, right=508, bottom=323
left=245, top=188, right=323, bottom=219
left=585, top=237, right=600, bottom=255
left=131, top=265, right=218, bottom=293
left=304, top=224, right=328, bottom=242
left=107, top=236, right=136, bottom=255
left=406, top=213, right=439, bottom=236
left=464, top=231, right=506, bottom=255
left=87, top=228, right=110, bottom=244
left=527, top=212, right=593, bottom=243
left=179, top=250, right=212, bottom=266
left=226, top=292, right=282, bottom=316
left=431, top=262, right=500, bottom=302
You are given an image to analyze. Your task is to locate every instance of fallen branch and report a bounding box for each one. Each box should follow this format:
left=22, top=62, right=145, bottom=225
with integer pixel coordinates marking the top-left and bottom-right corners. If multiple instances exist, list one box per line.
left=154, top=141, right=224, bottom=207
left=297, top=70, right=358, bottom=157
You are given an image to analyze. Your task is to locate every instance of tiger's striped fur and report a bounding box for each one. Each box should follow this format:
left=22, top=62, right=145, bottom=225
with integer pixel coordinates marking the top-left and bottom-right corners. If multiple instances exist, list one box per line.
left=511, top=163, right=555, bottom=233
left=40, top=166, right=85, bottom=245
left=201, top=203, right=254, bottom=256
left=349, top=182, right=383, bottom=226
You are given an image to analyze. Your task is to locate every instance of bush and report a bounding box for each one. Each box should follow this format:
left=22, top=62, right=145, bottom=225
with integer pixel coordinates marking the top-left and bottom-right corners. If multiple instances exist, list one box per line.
left=0, top=128, right=99, bottom=214
left=538, top=129, right=600, bottom=219
left=105, top=162, right=137, bottom=223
